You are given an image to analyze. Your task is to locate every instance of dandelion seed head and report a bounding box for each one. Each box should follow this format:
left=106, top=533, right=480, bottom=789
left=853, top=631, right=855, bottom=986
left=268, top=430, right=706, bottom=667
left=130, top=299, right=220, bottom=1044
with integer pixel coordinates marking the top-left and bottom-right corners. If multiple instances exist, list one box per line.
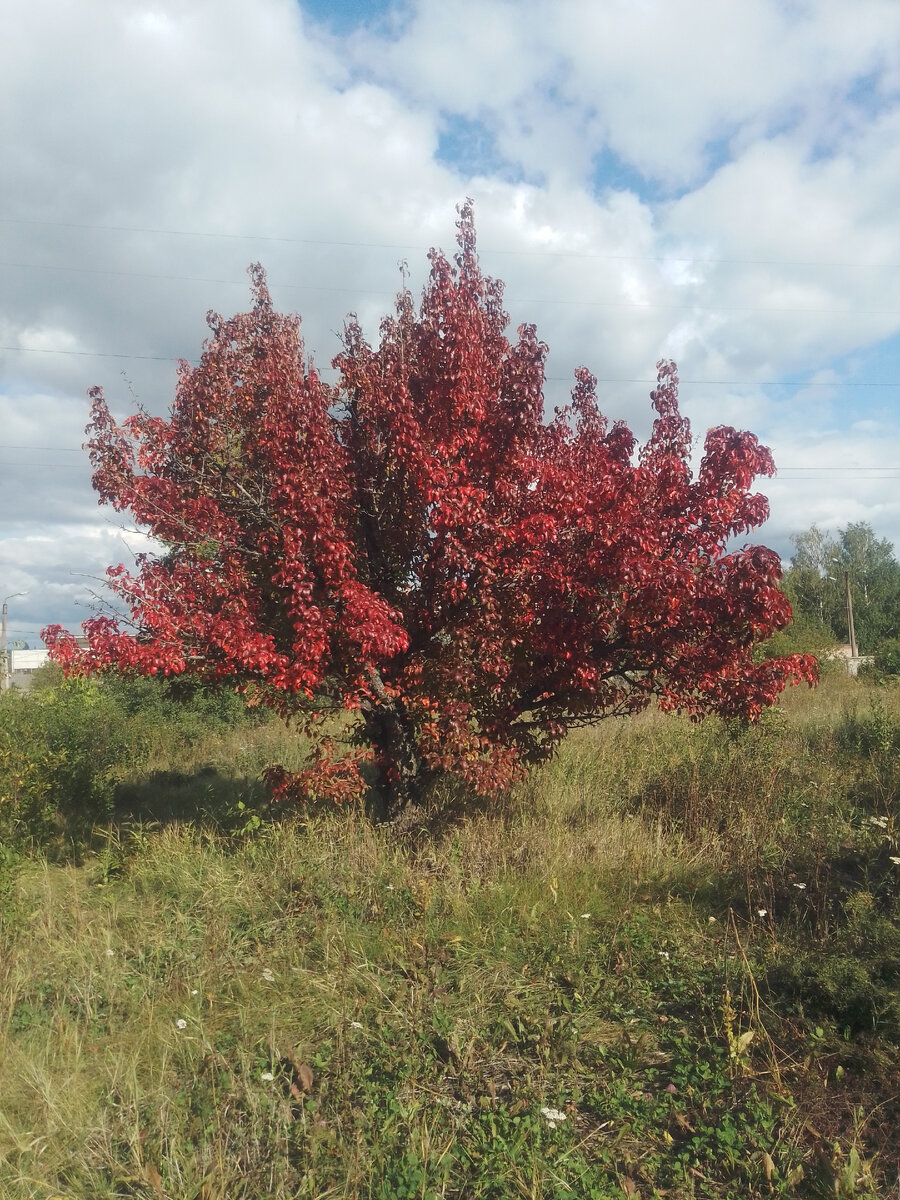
left=175, top=1018, right=187, bottom=1030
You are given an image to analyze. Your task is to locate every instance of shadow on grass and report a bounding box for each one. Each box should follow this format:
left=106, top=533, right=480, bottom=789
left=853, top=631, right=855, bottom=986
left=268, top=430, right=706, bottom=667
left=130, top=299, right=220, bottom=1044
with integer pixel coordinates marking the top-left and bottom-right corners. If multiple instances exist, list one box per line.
left=373, top=780, right=533, bottom=852
left=49, top=768, right=280, bottom=862
left=111, top=765, right=270, bottom=829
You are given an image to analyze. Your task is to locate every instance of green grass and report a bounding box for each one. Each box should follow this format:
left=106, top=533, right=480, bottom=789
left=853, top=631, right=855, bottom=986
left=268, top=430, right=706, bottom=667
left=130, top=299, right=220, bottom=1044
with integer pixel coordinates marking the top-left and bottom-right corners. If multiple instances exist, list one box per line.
left=2, top=673, right=900, bottom=1197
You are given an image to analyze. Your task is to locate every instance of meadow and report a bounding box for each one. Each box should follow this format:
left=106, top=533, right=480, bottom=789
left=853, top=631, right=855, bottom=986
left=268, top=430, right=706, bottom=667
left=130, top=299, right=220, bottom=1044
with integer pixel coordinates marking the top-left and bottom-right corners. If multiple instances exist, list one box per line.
left=1, top=668, right=899, bottom=1198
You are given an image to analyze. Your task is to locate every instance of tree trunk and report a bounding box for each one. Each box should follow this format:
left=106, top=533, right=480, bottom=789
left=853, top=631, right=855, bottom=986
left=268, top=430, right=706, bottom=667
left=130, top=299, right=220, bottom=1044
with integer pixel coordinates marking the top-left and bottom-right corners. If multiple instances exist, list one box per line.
left=363, top=669, right=429, bottom=823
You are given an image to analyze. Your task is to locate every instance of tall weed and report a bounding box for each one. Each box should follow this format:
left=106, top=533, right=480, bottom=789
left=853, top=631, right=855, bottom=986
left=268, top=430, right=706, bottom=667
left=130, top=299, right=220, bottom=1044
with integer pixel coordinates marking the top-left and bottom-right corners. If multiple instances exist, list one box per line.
left=0, top=674, right=265, bottom=852
left=0, top=679, right=130, bottom=847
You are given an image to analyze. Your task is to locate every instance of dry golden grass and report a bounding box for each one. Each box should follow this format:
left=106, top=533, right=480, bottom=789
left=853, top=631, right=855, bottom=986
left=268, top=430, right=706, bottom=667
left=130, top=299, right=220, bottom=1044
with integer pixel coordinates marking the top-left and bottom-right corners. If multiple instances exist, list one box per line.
left=1, top=673, right=899, bottom=1197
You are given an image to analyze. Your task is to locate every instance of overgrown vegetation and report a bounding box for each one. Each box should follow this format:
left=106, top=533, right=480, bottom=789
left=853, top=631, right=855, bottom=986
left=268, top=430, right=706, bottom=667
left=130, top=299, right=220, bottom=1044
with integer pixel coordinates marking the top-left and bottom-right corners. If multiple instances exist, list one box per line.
left=1, top=671, right=900, bottom=1197
left=46, top=213, right=816, bottom=818
left=780, top=521, right=900, bottom=662
left=0, top=669, right=268, bottom=851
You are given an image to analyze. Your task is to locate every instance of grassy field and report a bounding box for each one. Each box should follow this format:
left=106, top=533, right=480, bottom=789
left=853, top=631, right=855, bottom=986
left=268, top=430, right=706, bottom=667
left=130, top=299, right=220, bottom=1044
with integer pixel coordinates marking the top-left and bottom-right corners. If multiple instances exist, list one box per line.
left=2, top=672, right=900, bottom=1198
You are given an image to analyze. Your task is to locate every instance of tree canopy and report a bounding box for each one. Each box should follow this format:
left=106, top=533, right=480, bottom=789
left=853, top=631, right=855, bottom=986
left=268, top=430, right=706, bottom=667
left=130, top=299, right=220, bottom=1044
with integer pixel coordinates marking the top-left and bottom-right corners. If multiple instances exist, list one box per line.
left=783, top=522, right=900, bottom=654
left=44, top=205, right=816, bottom=817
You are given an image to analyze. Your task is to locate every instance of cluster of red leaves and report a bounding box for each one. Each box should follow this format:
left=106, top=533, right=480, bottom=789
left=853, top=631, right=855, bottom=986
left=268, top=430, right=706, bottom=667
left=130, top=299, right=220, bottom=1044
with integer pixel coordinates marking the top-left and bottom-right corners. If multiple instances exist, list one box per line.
left=44, top=204, right=816, bottom=811
left=262, top=741, right=373, bottom=807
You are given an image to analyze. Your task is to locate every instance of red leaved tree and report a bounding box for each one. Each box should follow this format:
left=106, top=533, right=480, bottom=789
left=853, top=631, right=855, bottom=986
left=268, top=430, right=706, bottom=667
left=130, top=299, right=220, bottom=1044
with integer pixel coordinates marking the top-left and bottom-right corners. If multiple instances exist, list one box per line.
left=44, top=204, right=816, bottom=819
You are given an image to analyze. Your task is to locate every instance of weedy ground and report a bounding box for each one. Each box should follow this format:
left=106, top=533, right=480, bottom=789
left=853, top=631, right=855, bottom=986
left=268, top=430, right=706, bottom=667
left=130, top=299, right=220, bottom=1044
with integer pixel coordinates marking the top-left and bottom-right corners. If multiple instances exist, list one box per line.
left=2, top=671, right=900, bottom=1198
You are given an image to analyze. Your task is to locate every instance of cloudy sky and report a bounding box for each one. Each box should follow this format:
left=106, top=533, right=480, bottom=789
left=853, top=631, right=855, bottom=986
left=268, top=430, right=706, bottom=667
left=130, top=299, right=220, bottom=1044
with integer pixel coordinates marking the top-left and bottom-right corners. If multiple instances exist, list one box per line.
left=3, top=0, right=900, bottom=643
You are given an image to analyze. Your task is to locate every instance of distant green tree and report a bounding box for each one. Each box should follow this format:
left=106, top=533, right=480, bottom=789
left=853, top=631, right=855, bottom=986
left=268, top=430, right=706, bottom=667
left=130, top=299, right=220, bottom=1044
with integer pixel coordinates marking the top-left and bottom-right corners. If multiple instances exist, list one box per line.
left=757, top=605, right=838, bottom=661
left=783, top=522, right=900, bottom=653
left=31, top=660, right=64, bottom=691
left=874, top=636, right=900, bottom=676
left=834, top=522, right=900, bottom=650
left=783, top=525, right=839, bottom=631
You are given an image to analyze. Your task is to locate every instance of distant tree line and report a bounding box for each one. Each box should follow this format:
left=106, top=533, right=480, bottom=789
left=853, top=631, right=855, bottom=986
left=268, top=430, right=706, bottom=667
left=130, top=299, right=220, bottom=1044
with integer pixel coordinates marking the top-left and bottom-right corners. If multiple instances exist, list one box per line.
left=774, top=521, right=900, bottom=670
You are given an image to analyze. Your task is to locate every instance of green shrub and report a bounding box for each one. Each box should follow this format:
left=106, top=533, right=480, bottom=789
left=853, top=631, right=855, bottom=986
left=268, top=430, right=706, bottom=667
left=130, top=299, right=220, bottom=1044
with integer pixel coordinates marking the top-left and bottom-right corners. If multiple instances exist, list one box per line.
left=0, top=677, right=131, bottom=846
left=874, top=636, right=900, bottom=676
left=838, top=696, right=898, bottom=758
left=756, top=608, right=838, bottom=662
left=0, top=672, right=259, bottom=850
left=767, top=888, right=900, bottom=1037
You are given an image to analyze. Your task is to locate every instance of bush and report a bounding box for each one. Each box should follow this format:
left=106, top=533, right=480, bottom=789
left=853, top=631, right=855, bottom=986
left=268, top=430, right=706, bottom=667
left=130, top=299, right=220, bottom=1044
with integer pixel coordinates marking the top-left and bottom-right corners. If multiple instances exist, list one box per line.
left=0, top=677, right=131, bottom=846
left=768, top=888, right=900, bottom=1038
left=874, top=637, right=900, bottom=676
left=100, top=671, right=255, bottom=754
left=755, top=608, right=845, bottom=683
left=0, top=671, right=259, bottom=850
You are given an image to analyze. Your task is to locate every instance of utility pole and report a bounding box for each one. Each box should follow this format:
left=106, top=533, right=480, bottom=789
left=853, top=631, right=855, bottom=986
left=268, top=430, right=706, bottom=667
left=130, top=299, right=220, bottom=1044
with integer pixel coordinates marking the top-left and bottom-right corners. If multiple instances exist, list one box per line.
left=1, top=593, right=27, bottom=691
left=844, top=570, right=858, bottom=660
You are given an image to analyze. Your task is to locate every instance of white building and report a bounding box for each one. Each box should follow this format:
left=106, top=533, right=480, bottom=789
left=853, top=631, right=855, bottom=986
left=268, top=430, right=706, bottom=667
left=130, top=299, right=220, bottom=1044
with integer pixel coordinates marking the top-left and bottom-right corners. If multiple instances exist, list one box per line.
left=4, top=647, right=50, bottom=691
left=824, top=645, right=875, bottom=677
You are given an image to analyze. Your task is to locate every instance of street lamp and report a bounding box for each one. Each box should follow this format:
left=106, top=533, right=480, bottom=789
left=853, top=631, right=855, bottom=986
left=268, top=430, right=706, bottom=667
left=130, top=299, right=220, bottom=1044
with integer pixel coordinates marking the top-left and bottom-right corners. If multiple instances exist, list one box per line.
left=1, top=592, right=27, bottom=692
left=824, top=572, right=858, bottom=662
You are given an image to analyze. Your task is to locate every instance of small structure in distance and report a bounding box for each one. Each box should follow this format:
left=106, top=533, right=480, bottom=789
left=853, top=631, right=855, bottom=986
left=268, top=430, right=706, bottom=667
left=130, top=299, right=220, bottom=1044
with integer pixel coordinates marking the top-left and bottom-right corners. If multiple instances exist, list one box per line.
left=5, top=647, right=50, bottom=692
left=824, top=644, right=875, bottom=678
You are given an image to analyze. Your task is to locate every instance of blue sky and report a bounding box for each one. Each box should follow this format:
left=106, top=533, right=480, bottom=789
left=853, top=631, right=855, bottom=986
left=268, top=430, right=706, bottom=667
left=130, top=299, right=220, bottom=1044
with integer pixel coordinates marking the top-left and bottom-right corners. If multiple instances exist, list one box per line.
left=2, top=0, right=900, bottom=641
left=299, top=0, right=399, bottom=35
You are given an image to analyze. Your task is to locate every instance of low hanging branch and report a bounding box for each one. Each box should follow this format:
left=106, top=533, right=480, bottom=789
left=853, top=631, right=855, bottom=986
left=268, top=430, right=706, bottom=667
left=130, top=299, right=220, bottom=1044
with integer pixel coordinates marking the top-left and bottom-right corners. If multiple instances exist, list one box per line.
left=44, top=204, right=816, bottom=819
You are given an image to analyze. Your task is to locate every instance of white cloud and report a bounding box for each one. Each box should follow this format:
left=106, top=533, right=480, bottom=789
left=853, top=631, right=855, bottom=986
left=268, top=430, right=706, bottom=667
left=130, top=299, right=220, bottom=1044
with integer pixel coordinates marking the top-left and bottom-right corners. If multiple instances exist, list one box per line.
left=350, top=0, right=900, bottom=186
left=3, top=0, right=900, bottom=636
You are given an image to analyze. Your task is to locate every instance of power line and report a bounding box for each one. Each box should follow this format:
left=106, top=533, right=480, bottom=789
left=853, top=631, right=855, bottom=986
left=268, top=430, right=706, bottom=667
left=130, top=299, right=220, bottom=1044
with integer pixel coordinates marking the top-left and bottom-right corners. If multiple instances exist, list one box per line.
left=2, top=215, right=899, bottom=270
left=0, top=461, right=87, bottom=468
left=4, top=259, right=900, bottom=316
left=775, top=467, right=900, bottom=472
left=0, top=465, right=896, bottom=478
left=2, top=344, right=898, bottom=389
left=0, top=447, right=895, bottom=476
left=1, top=345, right=194, bottom=363
left=0, top=444, right=82, bottom=451
left=0, top=259, right=392, bottom=299
left=0, top=444, right=83, bottom=452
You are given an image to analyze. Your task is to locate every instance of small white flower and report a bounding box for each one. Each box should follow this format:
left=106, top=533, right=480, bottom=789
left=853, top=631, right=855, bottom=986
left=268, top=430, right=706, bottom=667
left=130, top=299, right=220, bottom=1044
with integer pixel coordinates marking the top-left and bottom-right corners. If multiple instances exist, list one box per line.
left=106, top=948, right=115, bottom=957
left=868, top=816, right=888, bottom=829
left=350, top=1020, right=364, bottom=1029
left=386, top=884, right=395, bottom=891
left=260, top=1071, right=275, bottom=1082
left=191, top=989, right=199, bottom=995
left=540, top=1106, right=567, bottom=1127
left=658, top=951, right=670, bottom=961
left=175, top=1018, right=187, bottom=1030
left=792, top=883, right=807, bottom=890
left=757, top=909, right=768, bottom=917
left=261, top=968, right=276, bottom=982
left=580, top=913, right=591, bottom=919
